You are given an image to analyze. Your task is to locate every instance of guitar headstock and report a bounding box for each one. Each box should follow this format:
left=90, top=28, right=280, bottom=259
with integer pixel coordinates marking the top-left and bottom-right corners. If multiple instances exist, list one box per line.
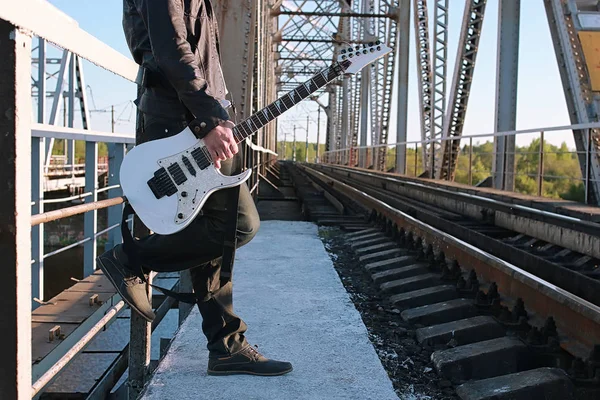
left=337, top=41, right=392, bottom=74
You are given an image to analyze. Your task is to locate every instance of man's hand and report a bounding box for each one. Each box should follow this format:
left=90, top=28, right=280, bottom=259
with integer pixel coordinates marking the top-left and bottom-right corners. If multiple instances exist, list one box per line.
left=202, top=120, right=239, bottom=169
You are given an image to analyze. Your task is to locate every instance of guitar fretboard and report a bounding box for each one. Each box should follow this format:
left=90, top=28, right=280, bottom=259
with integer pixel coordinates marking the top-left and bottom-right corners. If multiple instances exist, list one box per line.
left=231, top=60, right=350, bottom=144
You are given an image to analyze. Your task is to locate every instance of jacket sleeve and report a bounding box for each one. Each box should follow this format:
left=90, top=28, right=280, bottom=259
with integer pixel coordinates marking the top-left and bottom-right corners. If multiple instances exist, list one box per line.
left=136, top=0, right=229, bottom=135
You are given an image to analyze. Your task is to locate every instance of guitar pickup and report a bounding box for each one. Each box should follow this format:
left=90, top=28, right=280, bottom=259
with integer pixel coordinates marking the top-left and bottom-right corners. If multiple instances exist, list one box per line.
left=191, top=147, right=211, bottom=170
left=182, top=156, right=196, bottom=176
left=167, top=163, right=187, bottom=185
left=147, top=167, right=177, bottom=199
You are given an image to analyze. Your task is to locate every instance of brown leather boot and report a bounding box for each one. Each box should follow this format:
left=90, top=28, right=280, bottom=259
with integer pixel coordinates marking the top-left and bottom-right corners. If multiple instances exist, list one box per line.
left=207, top=345, right=293, bottom=376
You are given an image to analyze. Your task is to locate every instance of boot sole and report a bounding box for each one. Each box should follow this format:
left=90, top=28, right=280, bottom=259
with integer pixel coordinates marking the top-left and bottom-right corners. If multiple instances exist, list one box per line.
left=207, top=366, right=293, bottom=376
left=97, top=256, right=154, bottom=323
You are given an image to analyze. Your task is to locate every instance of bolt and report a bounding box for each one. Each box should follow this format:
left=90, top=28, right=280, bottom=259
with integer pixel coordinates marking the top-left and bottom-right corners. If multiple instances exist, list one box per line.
left=487, top=282, right=499, bottom=299
left=512, top=298, right=528, bottom=320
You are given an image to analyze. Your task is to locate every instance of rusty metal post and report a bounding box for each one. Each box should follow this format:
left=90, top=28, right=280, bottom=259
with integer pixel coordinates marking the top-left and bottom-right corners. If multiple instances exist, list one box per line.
left=585, top=128, right=592, bottom=204
left=128, top=275, right=152, bottom=399
left=106, top=143, right=125, bottom=251
left=414, top=143, right=418, bottom=176
left=469, top=137, right=473, bottom=185
left=538, top=131, right=545, bottom=197
left=179, top=270, right=194, bottom=324
left=32, top=36, right=46, bottom=307
left=83, top=140, right=98, bottom=276
left=0, top=21, right=32, bottom=398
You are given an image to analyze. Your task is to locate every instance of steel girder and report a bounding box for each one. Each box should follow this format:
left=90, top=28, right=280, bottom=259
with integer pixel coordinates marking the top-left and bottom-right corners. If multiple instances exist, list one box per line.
left=273, top=0, right=399, bottom=166
left=544, top=0, right=600, bottom=204
left=413, top=0, right=434, bottom=172
left=438, top=0, right=488, bottom=181
left=429, top=0, right=448, bottom=176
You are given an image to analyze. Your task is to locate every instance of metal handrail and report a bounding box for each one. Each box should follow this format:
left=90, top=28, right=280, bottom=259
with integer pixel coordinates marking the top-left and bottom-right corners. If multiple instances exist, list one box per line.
left=32, top=197, right=125, bottom=226
left=322, top=121, right=600, bottom=153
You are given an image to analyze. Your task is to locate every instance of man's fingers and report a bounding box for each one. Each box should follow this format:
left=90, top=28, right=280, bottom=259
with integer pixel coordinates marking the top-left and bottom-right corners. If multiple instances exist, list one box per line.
left=230, top=141, right=239, bottom=155
left=222, top=145, right=234, bottom=159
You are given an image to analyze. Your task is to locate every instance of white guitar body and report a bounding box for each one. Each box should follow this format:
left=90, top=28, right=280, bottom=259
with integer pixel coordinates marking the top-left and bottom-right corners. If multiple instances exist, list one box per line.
left=119, top=127, right=251, bottom=235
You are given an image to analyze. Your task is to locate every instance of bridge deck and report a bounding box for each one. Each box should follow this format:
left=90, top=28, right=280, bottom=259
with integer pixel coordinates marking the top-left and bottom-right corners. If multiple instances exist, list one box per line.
left=140, top=221, right=398, bottom=400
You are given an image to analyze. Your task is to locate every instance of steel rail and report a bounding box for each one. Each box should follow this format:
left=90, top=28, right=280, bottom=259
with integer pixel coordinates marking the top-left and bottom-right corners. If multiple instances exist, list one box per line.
left=317, top=164, right=600, bottom=232
left=299, top=163, right=600, bottom=359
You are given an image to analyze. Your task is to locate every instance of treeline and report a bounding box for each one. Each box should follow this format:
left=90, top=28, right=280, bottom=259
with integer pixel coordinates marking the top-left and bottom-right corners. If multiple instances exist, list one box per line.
left=398, top=139, right=585, bottom=202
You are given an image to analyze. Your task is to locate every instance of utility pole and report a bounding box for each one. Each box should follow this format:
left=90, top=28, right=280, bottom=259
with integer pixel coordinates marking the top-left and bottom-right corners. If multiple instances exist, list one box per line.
left=316, top=107, right=321, bottom=163
left=293, top=125, right=297, bottom=162
left=283, top=136, right=286, bottom=160
left=305, top=115, right=309, bottom=163
left=111, top=105, right=115, bottom=133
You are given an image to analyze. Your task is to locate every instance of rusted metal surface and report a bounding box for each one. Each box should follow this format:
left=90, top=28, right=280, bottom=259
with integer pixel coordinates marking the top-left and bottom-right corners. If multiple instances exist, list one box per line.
left=31, top=196, right=125, bottom=226
left=128, top=277, right=152, bottom=399
left=31, top=301, right=125, bottom=396
left=300, top=164, right=600, bottom=359
left=0, top=20, right=32, bottom=399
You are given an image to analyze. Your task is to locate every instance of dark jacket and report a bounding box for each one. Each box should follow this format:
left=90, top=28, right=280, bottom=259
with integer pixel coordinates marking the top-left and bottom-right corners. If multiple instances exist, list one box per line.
left=123, top=0, right=230, bottom=136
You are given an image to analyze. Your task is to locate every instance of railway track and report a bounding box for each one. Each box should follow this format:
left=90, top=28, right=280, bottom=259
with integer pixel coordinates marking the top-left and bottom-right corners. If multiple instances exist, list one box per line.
left=285, top=162, right=600, bottom=400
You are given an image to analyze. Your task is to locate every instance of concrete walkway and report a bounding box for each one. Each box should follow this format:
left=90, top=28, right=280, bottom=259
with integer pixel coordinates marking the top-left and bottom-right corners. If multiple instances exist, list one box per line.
left=141, top=221, right=398, bottom=400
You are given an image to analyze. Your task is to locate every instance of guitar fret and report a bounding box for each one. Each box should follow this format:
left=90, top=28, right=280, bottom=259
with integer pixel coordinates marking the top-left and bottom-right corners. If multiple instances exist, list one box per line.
left=233, top=128, right=244, bottom=142
left=228, top=62, right=347, bottom=148
left=266, top=105, right=277, bottom=119
left=256, top=112, right=267, bottom=125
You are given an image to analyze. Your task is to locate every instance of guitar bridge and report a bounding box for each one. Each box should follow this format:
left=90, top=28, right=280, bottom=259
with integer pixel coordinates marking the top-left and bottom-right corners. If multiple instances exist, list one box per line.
left=147, top=167, right=177, bottom=199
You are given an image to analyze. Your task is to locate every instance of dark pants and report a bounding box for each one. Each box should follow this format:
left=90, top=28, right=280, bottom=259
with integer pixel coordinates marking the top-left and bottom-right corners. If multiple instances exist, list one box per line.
left=135, top=112, right=260, bottom=356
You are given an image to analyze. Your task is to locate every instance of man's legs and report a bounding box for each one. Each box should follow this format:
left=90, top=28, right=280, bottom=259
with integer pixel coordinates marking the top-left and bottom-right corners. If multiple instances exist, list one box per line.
left=97, top=113, right=291, bottom=375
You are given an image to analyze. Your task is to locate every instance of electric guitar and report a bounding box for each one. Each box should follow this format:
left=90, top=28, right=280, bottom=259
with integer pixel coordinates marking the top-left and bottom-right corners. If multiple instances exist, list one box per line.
left=120, top=41, right=392, bottom=234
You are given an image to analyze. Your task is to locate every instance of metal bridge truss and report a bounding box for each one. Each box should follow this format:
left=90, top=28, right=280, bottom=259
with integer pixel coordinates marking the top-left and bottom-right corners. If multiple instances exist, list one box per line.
left=544, top=0, right=600, bottom=204
left=413, top=0, right=434, bottom=172
left=429, top=0, right=448, bottom=176
left=31, top=39, right=91, bottom=169
left=438, top=0, right=488, bottom=181
left=273, top=0, right=400, bottom=171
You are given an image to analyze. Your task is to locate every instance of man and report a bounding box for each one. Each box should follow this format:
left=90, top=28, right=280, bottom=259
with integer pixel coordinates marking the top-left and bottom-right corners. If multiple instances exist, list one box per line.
left=96, top=0, right=292, bottom=376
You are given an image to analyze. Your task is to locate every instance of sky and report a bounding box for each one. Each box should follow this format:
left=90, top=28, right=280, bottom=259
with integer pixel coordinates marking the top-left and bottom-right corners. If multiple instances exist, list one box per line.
left=42, top=0, right=576, bottom=150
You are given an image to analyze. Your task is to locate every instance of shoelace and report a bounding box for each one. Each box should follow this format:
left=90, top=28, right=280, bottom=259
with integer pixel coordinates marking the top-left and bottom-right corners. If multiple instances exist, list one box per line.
left=124, top=275, right=145, bottom=286
left=245, top=345, right=262, bottom=362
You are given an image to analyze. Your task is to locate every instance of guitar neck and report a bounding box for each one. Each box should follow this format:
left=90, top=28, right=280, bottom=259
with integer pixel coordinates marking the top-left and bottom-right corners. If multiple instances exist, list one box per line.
left=231, top=60, right=350, bottom=144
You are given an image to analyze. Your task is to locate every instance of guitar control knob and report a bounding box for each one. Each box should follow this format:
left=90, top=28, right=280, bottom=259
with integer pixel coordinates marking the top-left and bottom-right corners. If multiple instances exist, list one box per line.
left=178, top=213, right=184, bottom=219
left=181, top=191, right=188, bottom=197
left=200, top=122, right=207, bottom=128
